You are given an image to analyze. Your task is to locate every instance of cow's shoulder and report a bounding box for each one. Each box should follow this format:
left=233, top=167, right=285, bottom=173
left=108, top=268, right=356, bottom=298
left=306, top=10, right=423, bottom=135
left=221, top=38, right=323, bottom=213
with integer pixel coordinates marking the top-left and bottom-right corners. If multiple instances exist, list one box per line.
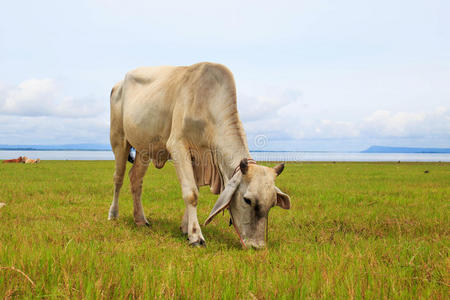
left=187, top=62, right=234, bottom=85
left=124, top=66, right=180, bottom=85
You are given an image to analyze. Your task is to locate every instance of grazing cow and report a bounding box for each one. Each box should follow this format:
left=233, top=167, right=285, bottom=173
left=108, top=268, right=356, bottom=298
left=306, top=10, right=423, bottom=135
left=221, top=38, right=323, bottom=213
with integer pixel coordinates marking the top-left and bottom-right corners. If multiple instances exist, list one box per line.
left=2, top=156, right=24, bottom=163
left=24, top=158, right=40, bottom=164
left=108, top=62, right=291, bottom=248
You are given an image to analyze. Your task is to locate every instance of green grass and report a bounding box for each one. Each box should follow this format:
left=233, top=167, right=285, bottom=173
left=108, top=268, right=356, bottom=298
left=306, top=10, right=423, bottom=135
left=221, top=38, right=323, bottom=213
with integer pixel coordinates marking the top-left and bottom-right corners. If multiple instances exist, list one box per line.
left=0, top=161, right=449, bottom=299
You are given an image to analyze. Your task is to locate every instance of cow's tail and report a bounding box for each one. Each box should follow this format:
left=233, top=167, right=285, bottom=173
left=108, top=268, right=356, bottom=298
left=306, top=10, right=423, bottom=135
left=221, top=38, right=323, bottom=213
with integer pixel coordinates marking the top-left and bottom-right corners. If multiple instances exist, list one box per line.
left=128, top=147, right=136, bottom=164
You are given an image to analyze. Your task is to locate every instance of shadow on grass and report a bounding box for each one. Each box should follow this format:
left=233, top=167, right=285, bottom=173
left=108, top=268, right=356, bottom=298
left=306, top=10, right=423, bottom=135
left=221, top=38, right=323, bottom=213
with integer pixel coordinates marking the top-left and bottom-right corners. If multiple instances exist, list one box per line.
left=120, top=215, right=240, bottom=249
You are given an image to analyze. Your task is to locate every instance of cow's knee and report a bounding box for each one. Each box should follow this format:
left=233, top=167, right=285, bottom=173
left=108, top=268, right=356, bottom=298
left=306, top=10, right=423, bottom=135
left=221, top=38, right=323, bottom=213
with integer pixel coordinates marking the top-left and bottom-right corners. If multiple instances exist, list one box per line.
left=183, top=187, right=198, bottom=206
left=113, top=174, right=124, bottom=187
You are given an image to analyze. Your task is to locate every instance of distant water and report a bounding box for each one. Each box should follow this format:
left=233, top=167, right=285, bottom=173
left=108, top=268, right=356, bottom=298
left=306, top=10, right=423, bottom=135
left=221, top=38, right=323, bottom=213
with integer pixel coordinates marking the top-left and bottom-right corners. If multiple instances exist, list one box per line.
left=1, top=150, right=450, bottom=162
left=251, top=152, right=450, bottom=162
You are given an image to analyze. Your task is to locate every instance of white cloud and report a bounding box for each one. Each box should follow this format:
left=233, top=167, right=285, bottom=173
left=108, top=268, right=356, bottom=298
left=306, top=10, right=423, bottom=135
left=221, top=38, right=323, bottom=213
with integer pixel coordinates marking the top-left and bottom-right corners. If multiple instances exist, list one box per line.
left=315, top=120, right=360, bottom=139
left=0, top=79, right=109, bottom=144
left=362, top=107, right=450, bottom=138
left=0, top=79, right=105, bottom=118
left=237, top=85, right=449, bottom=144
left=0, top=114, right=109, bottom=145
left=238, top=88, right=302, bottom=122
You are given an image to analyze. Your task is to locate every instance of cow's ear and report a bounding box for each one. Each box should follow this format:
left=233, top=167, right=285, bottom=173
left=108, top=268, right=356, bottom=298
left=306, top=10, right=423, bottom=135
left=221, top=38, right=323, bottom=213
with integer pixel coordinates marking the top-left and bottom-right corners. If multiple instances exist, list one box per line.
left=275, top=186, right=290, bottom=209
left=240, top=158, right=249, bottom=175
left=273, top=163, right=284, bottom=176
left=204, top=173, right=241, bottom=225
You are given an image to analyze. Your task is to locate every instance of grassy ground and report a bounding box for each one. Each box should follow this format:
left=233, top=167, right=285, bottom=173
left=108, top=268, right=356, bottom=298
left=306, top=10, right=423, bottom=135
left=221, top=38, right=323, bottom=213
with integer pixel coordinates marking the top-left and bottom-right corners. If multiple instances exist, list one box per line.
left=0, top=161, right=449, bottom=299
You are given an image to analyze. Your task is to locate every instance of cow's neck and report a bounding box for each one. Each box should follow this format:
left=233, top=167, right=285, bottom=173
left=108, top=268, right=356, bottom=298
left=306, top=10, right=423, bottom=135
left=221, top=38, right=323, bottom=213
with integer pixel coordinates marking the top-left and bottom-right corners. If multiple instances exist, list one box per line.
left=215, top=135, right=251, bottom=182
left=212, top=99, right=252, bottom=183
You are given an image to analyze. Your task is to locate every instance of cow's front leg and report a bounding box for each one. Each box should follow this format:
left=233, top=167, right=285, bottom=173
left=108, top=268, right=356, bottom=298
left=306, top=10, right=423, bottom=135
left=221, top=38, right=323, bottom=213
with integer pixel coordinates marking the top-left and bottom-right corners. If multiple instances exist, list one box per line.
left=180, top=209, right=188, bottom=235
left=168, top=142, right=206, bottom=247
left=182, top=185, right=205, bottom=246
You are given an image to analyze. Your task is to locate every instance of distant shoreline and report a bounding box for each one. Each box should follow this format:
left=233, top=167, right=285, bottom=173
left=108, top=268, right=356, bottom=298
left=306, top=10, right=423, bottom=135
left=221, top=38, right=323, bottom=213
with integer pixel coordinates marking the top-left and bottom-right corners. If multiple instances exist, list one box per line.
left=1, top=145, right=450, bottom=153
left=361, top=145, right=450, bottom=154
left=1, top=150, right=449, bottom=161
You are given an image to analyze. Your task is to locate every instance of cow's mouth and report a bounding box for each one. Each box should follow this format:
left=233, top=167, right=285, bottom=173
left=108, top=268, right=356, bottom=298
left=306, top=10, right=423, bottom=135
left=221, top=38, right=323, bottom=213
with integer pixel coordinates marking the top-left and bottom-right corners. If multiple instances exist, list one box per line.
left=228, top=209, right=268, bottom=249
left=243, top=239, right=266, bottom=249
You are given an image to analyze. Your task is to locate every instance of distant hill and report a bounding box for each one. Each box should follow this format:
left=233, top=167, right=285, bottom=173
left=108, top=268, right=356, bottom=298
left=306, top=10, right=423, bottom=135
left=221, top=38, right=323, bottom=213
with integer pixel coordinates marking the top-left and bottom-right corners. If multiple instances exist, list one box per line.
left=362, top=146, right=450, bottom=153
left=0, top=144, right=111, bottom=151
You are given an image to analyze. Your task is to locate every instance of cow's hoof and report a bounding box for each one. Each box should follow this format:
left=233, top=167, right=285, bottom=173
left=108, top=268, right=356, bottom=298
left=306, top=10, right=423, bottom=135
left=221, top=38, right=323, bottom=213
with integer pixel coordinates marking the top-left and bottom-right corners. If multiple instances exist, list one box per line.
left=108, top=208, right=119, bottom=220
left=135, top=220, right=150, bottom=227
left=189, top=239, right=206, bottom=247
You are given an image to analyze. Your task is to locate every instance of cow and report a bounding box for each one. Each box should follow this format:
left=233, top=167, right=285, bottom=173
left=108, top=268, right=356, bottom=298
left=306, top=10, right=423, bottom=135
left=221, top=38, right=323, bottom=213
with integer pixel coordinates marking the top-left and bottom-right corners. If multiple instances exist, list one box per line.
left=108, top=62, right=291, bottom=249
left=24, top=158, right=40, bottom=164
left=2, top=156, right=24, bottom=163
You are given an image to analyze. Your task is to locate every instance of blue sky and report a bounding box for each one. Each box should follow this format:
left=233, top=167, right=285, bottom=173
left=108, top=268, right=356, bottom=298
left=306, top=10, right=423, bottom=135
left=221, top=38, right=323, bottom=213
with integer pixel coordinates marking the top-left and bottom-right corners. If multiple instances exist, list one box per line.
left=0, top=0, right=449, bottom=151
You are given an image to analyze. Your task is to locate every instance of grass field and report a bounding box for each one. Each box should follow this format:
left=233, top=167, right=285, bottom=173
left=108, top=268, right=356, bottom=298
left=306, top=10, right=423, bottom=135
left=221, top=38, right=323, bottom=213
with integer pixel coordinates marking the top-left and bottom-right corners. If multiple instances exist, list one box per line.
left=0, top=161, right=449, bottom=299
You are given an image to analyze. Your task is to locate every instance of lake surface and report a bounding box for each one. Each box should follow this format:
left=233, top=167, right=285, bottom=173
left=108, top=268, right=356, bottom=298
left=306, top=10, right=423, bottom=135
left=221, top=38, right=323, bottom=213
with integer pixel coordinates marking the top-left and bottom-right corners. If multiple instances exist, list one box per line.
left=1, top=150, right=450, bottom=162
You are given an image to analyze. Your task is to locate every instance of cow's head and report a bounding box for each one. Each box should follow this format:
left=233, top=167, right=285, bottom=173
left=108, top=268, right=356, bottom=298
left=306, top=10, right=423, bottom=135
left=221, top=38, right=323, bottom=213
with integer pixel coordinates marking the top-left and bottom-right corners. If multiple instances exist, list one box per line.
left=205, top=159, right=290, bottom=249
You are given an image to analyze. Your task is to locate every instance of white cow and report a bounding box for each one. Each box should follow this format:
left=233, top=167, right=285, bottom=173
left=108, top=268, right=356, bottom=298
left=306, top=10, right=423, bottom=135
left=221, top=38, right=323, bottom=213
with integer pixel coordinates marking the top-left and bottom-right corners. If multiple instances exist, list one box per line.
left=108, top=62, right=290, bottom=248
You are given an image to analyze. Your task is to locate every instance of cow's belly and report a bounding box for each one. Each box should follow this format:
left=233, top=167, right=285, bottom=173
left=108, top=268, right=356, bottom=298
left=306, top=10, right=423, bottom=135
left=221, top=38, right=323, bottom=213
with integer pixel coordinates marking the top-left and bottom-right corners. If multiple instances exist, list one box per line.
left=122, top=90, right=174, bottom=166
left=124, top=112, right=171, bottom=151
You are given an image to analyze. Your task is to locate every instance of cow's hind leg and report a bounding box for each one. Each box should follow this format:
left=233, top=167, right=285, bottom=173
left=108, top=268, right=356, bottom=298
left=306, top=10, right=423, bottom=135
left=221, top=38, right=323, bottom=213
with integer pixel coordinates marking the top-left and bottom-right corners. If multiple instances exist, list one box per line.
left=108, top=140, right=131, bottom=220
left=167, top=141, right=205, bottom=246
left=129, top=151, right=150, bottom=226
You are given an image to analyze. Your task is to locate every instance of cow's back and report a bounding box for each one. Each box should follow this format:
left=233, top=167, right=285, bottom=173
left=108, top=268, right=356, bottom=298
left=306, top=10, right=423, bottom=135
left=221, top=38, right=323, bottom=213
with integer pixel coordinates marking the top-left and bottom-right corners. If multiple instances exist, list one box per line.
left=120, top=63, right=237, bottom=149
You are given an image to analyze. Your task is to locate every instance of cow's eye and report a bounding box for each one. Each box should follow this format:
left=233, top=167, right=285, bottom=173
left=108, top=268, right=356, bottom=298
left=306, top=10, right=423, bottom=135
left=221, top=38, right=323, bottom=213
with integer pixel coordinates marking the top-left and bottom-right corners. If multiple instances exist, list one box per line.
left=243, top=197, right=252, bottom=205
